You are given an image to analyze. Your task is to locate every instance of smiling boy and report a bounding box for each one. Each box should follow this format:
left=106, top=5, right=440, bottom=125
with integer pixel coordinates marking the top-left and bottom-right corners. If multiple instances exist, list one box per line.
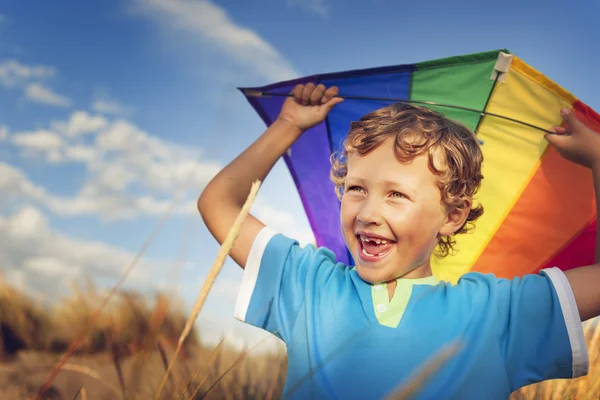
left=198, top=83, right=600, bottom=399
left=334, top=104, right=483, bottom=300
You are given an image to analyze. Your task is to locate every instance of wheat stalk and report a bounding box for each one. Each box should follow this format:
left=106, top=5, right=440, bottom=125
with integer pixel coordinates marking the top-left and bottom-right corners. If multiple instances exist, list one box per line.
left=59, top=363, right=121, bottom=397
left=155, top=180, right=261, bottom=399
left=385, top=341, right=462, bottom=400
left=179, top=337, right=227, bottom=399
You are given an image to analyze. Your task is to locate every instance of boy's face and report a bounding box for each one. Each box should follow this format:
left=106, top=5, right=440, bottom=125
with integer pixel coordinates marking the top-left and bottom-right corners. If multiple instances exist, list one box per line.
left=340, top=137, right=452, bottom=283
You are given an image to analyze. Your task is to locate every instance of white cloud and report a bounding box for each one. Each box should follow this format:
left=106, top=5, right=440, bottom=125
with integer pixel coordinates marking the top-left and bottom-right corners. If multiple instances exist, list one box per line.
left=64, top=145, right=98, bottom=163
left=0, top=160, right=193, bottom=220
left=0, top=125, right=8, bottom=140
left=140, top=0, right=299, bottom=81
left=91, top=119, right=222, bottom=193
left=0, top=206, right=168, bottom=298
left=0, top=163, right=48, bottom=206
left=12, top=112, right=215, bottom=183
left=48, top=193, right=175, bottom=220
left=25, top=82, right=71, bottom=107
left=0, top=59, right=55, bottom=87
left=0, top=60, right=70, bottom=108
left=92, top=98, right=132, bottom=117
left=54, top=110, right=109, bottom=136
left=4, top=110, right=222, bottom=220
left=12, top=130, right=65, bottom=150
left=253, top=201, right=315, bottom=247
left=287, top=0, right=330, bottom=18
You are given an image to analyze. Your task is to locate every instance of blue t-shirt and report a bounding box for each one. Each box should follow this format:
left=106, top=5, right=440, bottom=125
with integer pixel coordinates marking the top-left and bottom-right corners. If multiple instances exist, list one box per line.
left=234, top=228, right=588, bottom=399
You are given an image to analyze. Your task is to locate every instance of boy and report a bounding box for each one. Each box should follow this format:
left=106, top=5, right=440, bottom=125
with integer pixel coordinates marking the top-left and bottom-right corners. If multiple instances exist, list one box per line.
left=198, top=83, right=600, bottom=399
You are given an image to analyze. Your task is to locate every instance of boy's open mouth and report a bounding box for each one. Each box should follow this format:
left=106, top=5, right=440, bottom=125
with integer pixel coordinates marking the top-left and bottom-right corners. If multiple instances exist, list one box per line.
left=357, top=233, right=395, bottom=262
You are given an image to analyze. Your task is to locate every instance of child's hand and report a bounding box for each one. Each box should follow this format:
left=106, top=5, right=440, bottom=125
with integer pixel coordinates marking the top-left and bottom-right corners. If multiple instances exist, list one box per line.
left=545, top=108, right=600, bottom=169
left=277, top=83, right=344, bottom=132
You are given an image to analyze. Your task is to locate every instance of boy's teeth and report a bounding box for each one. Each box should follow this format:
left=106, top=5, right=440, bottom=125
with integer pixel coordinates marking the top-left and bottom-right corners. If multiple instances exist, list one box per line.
left=360, top=236, right=388, bottom=244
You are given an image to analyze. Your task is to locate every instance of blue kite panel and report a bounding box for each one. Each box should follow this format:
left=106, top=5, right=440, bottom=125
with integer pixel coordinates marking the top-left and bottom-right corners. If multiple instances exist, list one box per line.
left=321, top=70, right=413, bottom=153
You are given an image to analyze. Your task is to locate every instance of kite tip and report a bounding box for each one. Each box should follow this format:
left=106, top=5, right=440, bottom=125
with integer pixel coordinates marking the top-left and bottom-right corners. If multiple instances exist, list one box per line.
left=241, top=89, right=264, bottom=98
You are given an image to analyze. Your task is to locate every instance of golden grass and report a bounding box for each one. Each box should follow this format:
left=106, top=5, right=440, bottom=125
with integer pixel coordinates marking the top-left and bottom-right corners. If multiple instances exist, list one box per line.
left=0, top=273, right=288, bottom=399
left=0, top=276, right=197, bottom=368
left=0, top=286, right=47, bottom=356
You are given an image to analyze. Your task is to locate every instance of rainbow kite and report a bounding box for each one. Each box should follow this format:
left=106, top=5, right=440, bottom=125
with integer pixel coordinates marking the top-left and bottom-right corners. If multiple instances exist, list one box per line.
left=241, top=49, right=600, bottom=284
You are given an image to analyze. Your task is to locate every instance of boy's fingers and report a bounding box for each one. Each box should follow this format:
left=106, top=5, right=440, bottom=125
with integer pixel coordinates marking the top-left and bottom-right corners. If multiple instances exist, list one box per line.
left=550, top=126, right=568, bottom=135
left=545, top=132, right=571, bottom=149
left=324, top=97, right=344, bottom=111
left=301, top=83, right=315, bottom=105
left=310, top=84, right=326, bottom=105
left=292, top=84, right=304, bottom=103
left=321, top=86, right=340, bottom=104
left=561, top=107, right=586, bottom=134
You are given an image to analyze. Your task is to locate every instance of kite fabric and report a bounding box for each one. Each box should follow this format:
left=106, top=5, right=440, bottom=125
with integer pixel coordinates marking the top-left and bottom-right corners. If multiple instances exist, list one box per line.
left=240, top=49, right=600, bottom=284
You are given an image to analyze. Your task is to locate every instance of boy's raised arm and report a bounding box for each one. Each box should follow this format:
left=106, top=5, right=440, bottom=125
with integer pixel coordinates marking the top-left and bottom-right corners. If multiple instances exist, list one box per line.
left=545, top=108, right=600, bottom=321
left=197, top=84, right=343, bottom=268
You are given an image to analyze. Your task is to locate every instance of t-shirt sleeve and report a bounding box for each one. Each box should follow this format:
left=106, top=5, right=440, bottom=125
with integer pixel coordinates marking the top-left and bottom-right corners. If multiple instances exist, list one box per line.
left=233, top=226, right=337, bottom=343
left=494, top=267, right=588, bottom=389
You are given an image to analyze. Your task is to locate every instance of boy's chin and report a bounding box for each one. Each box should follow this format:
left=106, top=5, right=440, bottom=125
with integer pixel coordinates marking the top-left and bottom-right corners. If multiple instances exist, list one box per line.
left=354, top=265, right=396, bottom=285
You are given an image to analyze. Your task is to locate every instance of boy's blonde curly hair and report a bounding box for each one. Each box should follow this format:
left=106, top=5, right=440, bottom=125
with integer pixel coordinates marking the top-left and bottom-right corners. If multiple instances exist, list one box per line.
left=330, top=102, right=484, bottom=259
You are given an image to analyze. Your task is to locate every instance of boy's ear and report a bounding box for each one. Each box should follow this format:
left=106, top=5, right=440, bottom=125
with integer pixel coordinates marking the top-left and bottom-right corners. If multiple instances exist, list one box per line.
left=439, top=200, right=471, bottom=237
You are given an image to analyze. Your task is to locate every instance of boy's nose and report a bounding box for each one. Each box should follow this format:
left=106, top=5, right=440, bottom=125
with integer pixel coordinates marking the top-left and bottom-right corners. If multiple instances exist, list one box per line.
left=356, top=199, right=384, bottom=226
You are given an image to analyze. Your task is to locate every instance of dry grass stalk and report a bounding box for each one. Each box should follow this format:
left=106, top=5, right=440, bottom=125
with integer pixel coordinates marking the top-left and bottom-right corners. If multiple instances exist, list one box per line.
left=125, top=352, right=149, bottom=399
left=266, top=348, right=285, bottom=400
left=111, top=344, right=126, bottom=399
left=72, top=385, right=87, bottom=400
left=59, top=363, right=121, bottom=397
left=197, top=334, right=283, bottom=399
left=155, top=180, right=262, bottom=399
left=181, top=337, right=227, bottom=400
left=385, top=341, right=462, bottom=400
left=156, top=339, right=175, bottom=393
left=202, top=348, right=250, bottom=398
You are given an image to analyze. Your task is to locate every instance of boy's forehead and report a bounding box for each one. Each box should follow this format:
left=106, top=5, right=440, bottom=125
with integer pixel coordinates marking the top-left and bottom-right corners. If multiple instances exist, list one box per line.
left=346, top=138, right=446, bottom=172
left=346, top=149, right=440, bottom=193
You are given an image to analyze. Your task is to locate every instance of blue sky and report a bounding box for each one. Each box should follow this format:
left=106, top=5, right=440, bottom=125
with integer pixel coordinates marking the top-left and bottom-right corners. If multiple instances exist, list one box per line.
left=1, top=0, right=599, bottom=348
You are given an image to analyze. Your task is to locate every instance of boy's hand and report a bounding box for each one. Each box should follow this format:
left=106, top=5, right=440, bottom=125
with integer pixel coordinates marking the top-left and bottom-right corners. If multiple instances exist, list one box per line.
left=277, top=83, right=344, bottom=132
left=545, top=108, right=600, bottom=169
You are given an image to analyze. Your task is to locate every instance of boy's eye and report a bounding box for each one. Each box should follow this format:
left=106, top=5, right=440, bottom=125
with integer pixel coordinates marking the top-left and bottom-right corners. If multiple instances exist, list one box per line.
left=391, top=191, right=406, bottom=199
left=347, top=186, right=364, bottom=193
